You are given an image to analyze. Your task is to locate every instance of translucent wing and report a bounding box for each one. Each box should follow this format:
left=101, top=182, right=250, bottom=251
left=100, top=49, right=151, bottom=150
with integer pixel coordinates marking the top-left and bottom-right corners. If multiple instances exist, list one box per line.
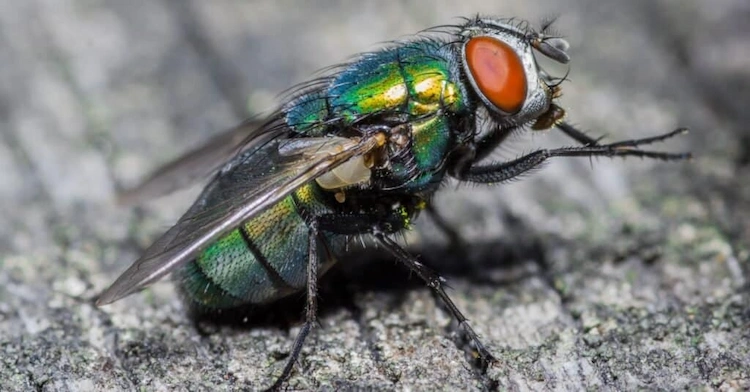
left=117, top=118, right=267, bottom=205
left=97, top=127, right=384, bottom=305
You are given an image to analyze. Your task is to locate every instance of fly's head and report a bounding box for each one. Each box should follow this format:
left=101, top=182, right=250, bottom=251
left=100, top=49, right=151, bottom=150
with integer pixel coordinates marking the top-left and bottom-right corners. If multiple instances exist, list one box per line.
left=459, top=17, right=571, bottom=130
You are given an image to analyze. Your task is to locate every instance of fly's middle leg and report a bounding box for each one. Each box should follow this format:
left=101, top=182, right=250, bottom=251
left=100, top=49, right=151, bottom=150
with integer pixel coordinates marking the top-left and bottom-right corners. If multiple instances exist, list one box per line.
left=266, top=221, right=320, bottom=391
left=318, top=206, right=496, bottom=369
left=373, top=230, right=497, bottom=371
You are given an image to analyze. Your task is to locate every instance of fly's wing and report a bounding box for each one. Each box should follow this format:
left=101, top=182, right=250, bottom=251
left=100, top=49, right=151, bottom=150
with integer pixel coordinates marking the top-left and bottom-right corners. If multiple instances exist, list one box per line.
left=117, top=118, right=268, bottom=205
left=96, top=129, right=384, bottom=305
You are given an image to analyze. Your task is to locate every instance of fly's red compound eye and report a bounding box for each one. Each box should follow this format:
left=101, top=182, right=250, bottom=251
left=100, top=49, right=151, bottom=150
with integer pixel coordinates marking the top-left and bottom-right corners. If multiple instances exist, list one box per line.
left=465, top=36, right=527, bottom=114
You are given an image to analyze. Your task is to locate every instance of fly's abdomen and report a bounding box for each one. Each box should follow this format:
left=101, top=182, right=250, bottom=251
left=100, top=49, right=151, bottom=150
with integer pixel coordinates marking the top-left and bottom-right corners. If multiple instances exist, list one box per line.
left=177, top=184, right=335, bottom=310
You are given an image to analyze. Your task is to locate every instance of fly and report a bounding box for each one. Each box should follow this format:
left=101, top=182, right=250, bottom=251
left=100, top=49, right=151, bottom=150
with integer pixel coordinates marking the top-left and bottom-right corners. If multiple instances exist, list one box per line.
left=97, top=16, right=691, bottom=390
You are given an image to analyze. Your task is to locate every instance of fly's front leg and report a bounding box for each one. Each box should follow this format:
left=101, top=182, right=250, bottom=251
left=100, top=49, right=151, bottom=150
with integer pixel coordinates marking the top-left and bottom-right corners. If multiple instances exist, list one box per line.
left=555, top=121, right=603, bottom=146
left=267, top=221, right=320, bottom=391
left=372, top=230, right=496, bottom=371
left=473, top=119, right=606, bottom=166
left=533, top=101, right=603, bottom=145
left=456, top=128, right=691, bottom=184
left=463, top=121, right=607, bottom=176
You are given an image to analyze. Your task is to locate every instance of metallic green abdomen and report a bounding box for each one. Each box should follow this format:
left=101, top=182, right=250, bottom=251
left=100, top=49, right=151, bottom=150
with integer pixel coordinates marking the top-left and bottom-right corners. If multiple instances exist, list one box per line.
left=176, top=184, right=336, bottom=309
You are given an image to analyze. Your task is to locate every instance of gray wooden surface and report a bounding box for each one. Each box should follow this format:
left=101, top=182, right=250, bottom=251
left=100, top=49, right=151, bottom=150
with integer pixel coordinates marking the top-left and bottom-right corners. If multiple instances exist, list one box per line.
left=1, top=0, right=748, bottom=391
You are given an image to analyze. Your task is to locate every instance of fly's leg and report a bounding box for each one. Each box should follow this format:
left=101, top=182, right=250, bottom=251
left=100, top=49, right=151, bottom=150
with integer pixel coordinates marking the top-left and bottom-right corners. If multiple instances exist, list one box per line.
left=555, top=121, right=686, bottom=148
left=319, top=206, right=495, bottom=368
left=474, top=120, right=661, bottom=169
left=445, top=122, right=596, bottom=248
left=473, top=124, right=518, bottom=162
left=473, top=121, right=603, bottom=165
left=373, top=231, right=496, bottom=370
left=266, top=221, right=320, bottom=392
left=458, top=128, right=691, bottom=184
left=555, top=122, right=604, bottom=146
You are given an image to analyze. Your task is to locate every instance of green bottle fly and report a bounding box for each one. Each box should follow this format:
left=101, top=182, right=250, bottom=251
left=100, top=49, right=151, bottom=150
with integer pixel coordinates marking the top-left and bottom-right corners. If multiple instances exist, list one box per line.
left=97, top=16, right=690, bottom=390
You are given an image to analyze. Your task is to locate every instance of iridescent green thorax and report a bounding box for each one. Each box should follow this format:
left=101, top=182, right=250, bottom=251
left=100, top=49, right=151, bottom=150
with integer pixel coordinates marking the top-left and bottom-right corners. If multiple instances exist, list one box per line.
left=286, top=40, right=468, bottom=131
left=285, top=40, right=472, bottom=192
left=329, top=45, right=465, bottom=121
left=411, top=115, right=451, bottom=174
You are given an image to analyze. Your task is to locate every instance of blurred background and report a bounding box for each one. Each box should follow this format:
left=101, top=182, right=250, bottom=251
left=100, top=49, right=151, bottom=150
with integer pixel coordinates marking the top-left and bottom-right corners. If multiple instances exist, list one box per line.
left=0, top=0, right=748, bottom=390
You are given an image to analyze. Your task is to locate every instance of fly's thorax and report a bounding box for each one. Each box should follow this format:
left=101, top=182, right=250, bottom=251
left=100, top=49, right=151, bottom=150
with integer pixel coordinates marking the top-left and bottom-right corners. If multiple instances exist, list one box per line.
left=313, top=116, right=455, bottom=202
left=329, top=42, right=469, bottom=121
left=284, top=41, right=471, bottom=137
left=328, top=190, right=427, bottom=234
left=458, top=18, right=571, bottom=130
left=284, top=92, right=330, bottom=135
left=369, top=119, right=453, bottom=193
left=402, top=63, right=465, bottom=117
left=377, top=198, right=423, bottom=232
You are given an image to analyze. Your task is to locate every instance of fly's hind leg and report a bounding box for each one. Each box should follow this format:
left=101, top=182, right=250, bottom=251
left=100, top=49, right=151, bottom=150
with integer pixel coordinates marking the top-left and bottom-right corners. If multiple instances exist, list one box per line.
left=266, top=221, right=320, bottom=391
left=319, top=207, right=496, bottom=369
left=373, top=230, right=496, bottom=371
